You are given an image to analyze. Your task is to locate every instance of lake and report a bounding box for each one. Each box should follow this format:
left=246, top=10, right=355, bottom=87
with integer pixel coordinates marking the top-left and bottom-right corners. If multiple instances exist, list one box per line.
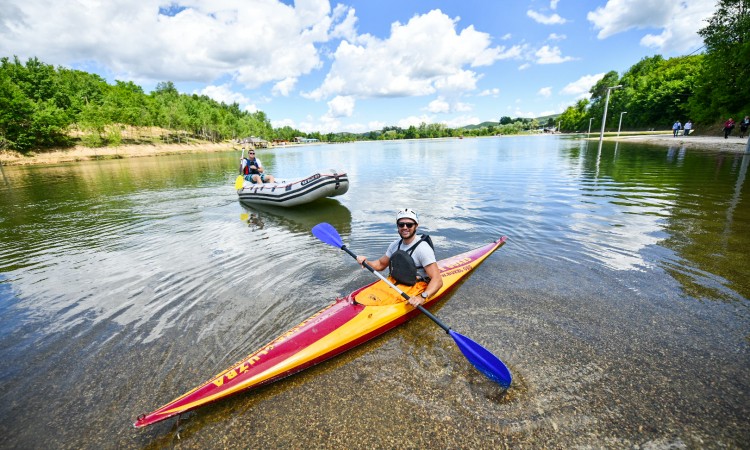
left=0, top=136, right=748, bottom=448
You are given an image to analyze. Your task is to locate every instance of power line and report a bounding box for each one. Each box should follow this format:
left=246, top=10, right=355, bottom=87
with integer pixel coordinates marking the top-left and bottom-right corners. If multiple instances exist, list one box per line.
left=685, top=45, right=706, bottom=57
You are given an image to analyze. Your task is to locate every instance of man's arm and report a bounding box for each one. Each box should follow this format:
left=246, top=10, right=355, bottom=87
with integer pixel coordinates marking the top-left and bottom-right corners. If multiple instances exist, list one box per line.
left=408, top=262, right=442, bottom=307
left=356, top=254, right=389, bottom=271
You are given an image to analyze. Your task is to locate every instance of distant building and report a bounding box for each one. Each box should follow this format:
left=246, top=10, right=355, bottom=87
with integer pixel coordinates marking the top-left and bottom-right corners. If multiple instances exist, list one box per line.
left=294, top=137, right=320, bottom=143
left=241, top=136, right=269, bottom=148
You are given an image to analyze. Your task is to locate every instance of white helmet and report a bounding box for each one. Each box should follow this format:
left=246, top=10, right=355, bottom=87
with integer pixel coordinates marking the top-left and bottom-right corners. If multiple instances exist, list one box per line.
left=396, top=208, right=419, bottom=224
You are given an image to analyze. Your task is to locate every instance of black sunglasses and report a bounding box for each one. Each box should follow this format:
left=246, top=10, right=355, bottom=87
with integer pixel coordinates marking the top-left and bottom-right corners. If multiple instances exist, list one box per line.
left=397, top=221, right=416, bottom=228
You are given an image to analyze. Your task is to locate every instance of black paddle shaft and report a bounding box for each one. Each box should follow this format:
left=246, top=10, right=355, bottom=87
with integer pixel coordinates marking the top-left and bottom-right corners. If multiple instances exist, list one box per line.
left=341, top=245, right=451, bottom=334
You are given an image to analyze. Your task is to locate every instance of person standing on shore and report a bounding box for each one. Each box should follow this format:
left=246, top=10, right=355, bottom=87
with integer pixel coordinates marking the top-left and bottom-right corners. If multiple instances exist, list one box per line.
left=723, top=118, right=735, bottom=139
left=740, top=116, right=749, bottom=138
left=672, top=120, right=682, bottom=137
left=684, top=120, right=693, bottom=136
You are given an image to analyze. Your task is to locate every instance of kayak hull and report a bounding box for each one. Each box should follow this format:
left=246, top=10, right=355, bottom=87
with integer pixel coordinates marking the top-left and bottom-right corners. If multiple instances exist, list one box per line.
left=237, top=169, right=349, bottom=207
left=134, top=236, right=506, bottom=428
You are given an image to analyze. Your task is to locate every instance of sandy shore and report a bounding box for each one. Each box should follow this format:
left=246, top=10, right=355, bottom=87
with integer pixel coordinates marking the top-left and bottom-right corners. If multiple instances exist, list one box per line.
left=0, top=141, right=242, bottom=166
left=2, top=134, right=748, bottom=166
left=607, top=133, right=750, bottom=152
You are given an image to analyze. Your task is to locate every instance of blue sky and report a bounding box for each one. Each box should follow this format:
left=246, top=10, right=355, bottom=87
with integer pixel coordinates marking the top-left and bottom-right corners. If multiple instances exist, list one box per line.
left=0, top=0, right=715, bottom=133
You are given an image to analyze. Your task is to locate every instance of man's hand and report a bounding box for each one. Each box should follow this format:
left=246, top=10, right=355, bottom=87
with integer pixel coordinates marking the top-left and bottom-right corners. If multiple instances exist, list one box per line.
left=407, top=295, right=426, bottom=307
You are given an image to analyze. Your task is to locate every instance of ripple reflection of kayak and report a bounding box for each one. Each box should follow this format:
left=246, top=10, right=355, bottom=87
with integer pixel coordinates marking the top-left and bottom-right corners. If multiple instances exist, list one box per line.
left=239, top=199, right=352, bottom=235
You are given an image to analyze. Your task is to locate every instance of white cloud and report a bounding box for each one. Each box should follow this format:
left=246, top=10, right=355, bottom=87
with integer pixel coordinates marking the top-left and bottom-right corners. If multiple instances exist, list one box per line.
left=501, top=33, right=512, bottom=40
left=0, top=0, right=338, bottom=89
left=548, top=33, right=566, bottom=41
left=330, top=3, right=358, bottom=41
left=326, top=95, right=356, bottom=118
left=304, top=9, right=522, bottom=101
left=535, top=45, right=575, bottom=64
left=196, top=84, right=249, bottom=105
left=550, top=0, right=560, bottom=9
left=478, top=88, right=500, bottom=97
left=527, top=10, right=567, bottom=25
left=518, top=63, right=532, bottom=70
left=538, top=87, right=552, bottom=97
left=426, top=98, right=451, bottom=113
left=426, top=96, right=472, bottom=113
left=587, top=0, right=714, bottom=52
left=272, top=77, right=298, bottom=97
left=561, top=73, right=606, bottom=96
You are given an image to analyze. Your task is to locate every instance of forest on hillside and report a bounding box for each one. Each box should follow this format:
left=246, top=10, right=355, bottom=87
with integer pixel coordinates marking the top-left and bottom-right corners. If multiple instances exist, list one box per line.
left=0, top=0, right=747, bottom=153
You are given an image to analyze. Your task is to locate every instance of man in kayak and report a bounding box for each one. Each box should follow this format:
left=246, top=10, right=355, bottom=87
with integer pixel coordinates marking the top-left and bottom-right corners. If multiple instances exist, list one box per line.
left=240, top=149, right=275, bottom=184
left=356, top=208, right=443, bottom=307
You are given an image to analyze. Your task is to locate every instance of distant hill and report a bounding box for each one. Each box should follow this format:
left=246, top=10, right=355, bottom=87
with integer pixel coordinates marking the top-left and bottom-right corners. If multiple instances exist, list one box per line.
left=461, top=114, right=561, bottom=130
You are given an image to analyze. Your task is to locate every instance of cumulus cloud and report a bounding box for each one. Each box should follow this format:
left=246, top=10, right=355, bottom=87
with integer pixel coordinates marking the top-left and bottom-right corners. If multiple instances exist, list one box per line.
left=527, top=10, right=567, bottom=25
left=426, top=98, right=451, bottom=114
left=548, top=33, right=566, bottom=41
left=538, top=87, right=552, bottom=97
left=561, top=73, right=606, bottom=96
left=0, top=0, right=346, bottom=88
left=272, top=77, right=298, bottom=97
left=303, top=9, right=522, bottom=101
left=426, top=96, right=472, bottom=113
left=197, top=84, right=250, bottom=105
left=478, top=88, right=500, bottom=97
left=327, top=95, right=356, bottom=118
left=587, top=0, right=714, bottom=52
left=535, top=45, right=575, bottom=64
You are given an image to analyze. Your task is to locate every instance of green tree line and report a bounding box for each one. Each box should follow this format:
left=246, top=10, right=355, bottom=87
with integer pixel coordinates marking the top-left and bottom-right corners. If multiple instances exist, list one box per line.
left=0, top=57, right=285, bottom=153
left=558, top=0, right=749, bottom=133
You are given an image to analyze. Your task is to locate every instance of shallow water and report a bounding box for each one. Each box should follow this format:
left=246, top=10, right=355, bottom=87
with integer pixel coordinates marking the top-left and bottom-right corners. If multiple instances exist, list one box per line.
left=0, top=136, right=748, bottom=448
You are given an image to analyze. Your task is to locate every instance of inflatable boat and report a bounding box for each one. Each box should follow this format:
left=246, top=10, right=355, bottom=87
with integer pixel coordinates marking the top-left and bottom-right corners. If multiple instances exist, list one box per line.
left=235, top=169, right=349, bottom=207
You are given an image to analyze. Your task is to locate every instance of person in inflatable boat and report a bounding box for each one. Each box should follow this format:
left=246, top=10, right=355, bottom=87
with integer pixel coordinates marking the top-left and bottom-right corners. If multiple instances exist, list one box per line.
left=356, top=208, right=443, bottom=307
left=240, top=149, right=275, bottom=184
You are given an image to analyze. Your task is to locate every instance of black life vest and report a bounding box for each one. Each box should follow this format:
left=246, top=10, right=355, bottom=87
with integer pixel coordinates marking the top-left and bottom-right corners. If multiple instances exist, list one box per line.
left=241, top=157, right=261, bottom=175
left=389, top=234, right=434, bottom=286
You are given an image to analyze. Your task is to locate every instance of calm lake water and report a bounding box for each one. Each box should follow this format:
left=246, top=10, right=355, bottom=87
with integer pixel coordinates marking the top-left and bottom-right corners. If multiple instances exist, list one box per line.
left=0, top=136, right=748, bottom=448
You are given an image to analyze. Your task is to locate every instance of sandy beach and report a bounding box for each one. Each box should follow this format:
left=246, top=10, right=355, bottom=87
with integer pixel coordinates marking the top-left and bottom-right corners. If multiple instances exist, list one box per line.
left=0, top=141, right=243, bottom=166
left=2, top=134, right=748, bottom=166
left=607, top=133, right=750, bottom=152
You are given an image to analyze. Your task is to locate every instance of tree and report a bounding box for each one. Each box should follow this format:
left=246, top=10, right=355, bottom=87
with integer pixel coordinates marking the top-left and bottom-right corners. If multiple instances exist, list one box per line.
left=558, top=98, right=590, bottom=132
left=690, top=0, right=750, bottom=122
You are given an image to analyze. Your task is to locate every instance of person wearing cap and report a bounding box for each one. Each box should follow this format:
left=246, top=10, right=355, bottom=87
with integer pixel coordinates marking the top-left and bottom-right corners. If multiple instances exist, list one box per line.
left=240, top=149, right=275, bottom=184
left=355, top=208, right=443, bottom=307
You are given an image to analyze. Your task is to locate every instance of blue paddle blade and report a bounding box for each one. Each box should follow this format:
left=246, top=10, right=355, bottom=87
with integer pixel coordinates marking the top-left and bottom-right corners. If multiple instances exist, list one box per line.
left=449, top=330, right=512, bottom=389
left=312, top=222, right=344, bottom=248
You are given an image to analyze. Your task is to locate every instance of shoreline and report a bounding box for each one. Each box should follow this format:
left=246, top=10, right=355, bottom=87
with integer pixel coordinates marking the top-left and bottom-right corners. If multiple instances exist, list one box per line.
left=2, top=133, right=748, bottom=166
left=601, top=133, right=749, bottom=152
left=0, top=141, right=240, bottom=166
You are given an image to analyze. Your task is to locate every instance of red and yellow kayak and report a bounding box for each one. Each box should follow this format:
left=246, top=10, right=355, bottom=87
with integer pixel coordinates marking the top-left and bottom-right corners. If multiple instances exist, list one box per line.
left=134, top=236, right=507, bottom=428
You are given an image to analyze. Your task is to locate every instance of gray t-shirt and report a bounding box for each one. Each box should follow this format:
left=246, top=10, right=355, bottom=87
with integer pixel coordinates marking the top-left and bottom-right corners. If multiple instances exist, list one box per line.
left=385, top=235, right=436, bottom=279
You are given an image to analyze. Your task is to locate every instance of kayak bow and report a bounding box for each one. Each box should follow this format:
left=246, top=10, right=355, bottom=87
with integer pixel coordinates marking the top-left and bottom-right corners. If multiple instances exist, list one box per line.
left=134, top=236, right=507, bottom=428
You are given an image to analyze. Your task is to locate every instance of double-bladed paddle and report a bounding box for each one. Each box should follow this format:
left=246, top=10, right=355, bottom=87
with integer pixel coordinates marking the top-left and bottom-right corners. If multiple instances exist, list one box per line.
left=311, top=222, right=512, bottom=389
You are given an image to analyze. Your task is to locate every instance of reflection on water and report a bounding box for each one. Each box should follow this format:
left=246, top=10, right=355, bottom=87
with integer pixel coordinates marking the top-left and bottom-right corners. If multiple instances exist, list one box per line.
left=0, top=137, right=748, bottom=448
left=239, top=198, right=352, bottom=236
